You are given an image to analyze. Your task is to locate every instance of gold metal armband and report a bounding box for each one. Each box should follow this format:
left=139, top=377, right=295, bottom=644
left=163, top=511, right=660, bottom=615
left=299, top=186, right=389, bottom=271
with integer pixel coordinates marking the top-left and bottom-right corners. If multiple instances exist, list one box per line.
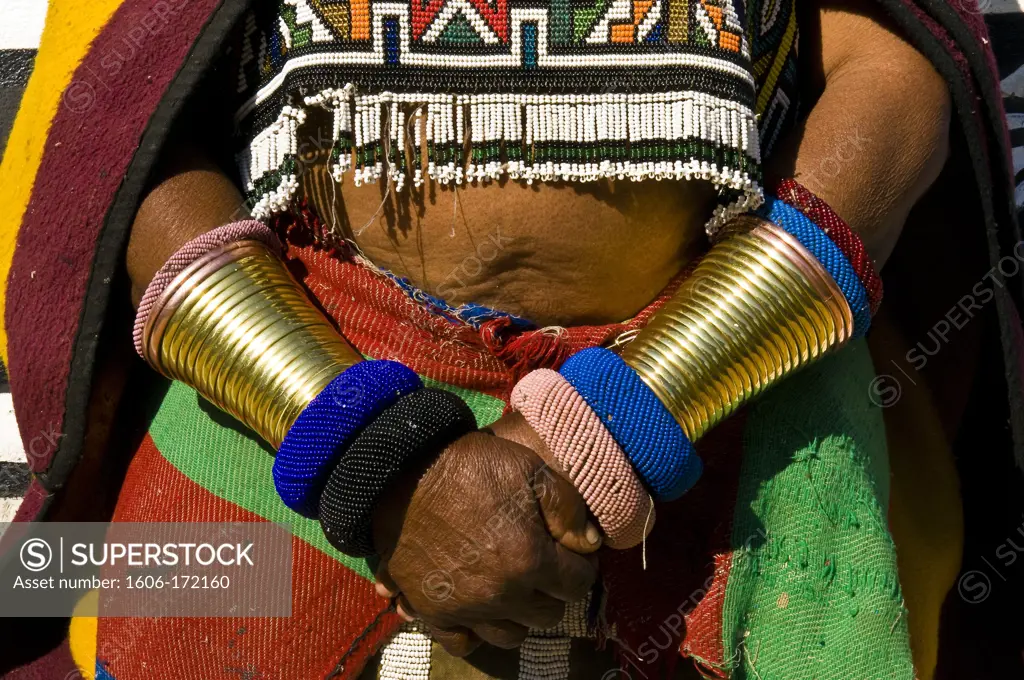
left=140, top=239, right=362, bottom=447
left=620, top=215, right=855, bottom=442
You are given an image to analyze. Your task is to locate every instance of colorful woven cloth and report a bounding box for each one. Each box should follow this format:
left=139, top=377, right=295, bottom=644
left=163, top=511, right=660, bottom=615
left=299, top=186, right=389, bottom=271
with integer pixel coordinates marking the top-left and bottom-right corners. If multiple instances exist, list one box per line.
left=76, top=232, right=913, bottom=679
left=0, top=1, right=1022, bottom=678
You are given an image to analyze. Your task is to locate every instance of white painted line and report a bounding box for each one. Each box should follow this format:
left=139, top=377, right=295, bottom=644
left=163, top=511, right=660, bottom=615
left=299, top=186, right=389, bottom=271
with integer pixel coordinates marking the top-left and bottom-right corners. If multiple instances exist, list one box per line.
left=0, top=393, right=25, bottom=464
left=981, top=0, right=1024, bottom=14
left=0, top=0, right=47, bottom=50
left=0, top=497, right=21, bottom=525
left=1003, top=63, right=1024, bottom=99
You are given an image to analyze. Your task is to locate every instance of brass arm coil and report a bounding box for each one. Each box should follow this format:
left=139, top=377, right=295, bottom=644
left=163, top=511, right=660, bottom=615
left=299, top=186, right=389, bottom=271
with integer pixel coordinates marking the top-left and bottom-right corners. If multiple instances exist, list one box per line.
left=142, top=240, right=362, bottom=447
left=621, top=216, right=854, bottom=441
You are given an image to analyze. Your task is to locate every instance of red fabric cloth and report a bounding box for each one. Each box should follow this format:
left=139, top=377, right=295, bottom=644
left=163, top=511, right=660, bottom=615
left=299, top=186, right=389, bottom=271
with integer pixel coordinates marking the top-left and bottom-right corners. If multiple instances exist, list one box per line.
left=100, top=435, right=397, bottom=680
left=3, top=639, right=78, bottom=680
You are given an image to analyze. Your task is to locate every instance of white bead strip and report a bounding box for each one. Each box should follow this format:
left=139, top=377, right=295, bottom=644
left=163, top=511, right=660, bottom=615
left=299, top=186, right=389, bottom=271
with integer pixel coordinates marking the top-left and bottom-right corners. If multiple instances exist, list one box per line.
left=518, top=636, right=571, bottom=680
left=379, top=621, right=432, bottom=680
left=515, top=593, right=595, bottom=680
left=244, top=85, right=763, bottom=234
left=247, top=104, right=306, bottom=220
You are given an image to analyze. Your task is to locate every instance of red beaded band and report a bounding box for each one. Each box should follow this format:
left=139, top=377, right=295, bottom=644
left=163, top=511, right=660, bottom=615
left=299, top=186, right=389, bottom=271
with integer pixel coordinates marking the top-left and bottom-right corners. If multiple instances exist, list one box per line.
left=774, top=178, right=884, bottom=315
left=511, top=369, right=654, bottom=550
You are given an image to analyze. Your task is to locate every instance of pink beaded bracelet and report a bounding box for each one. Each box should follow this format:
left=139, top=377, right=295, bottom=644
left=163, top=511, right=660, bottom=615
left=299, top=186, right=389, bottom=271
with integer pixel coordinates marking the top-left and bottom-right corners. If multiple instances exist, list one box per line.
left=133, top=220, right=281, bottom=357
left=511, top=369, right=654, bottom=549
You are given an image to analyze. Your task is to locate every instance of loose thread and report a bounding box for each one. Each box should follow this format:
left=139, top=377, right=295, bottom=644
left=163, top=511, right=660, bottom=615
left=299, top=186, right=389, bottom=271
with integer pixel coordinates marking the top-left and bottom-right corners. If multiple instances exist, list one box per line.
left=450, top=184, right=459, bottom=239
left=352, top=181, right=392, bottom=237
left=743, top=641, right=765, bottom=680
left=641, top=493, right=654, bottom=570
left=328, top=153, right=343, bottom=245
left=890, top=599, right=905, bottom=634
left=607, top=328, right=641, bottom=351
left=326, top=601, right=397, bottom=679
left=351, top=111, right=396, bottom=237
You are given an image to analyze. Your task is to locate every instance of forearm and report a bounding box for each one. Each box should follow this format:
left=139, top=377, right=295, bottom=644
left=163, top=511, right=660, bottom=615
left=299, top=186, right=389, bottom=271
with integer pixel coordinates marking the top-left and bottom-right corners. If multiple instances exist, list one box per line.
left=766, top=0, right=951, bottom=266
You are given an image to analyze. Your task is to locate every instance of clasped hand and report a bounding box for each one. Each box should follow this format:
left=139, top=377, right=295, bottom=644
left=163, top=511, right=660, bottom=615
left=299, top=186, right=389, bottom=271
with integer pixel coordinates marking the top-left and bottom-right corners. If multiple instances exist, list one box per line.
left=371, top=413, right=602, bottom=656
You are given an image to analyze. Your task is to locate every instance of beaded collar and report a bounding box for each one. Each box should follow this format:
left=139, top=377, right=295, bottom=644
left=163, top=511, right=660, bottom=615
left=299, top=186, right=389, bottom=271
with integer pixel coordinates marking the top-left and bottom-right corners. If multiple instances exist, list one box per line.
left=234, top=0, right=799, bottom=235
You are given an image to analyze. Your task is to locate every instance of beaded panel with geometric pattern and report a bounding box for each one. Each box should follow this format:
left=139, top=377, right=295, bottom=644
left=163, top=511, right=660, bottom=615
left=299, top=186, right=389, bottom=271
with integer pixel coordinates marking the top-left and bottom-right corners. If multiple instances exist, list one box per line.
left=234, top=0, right=797, bottom=232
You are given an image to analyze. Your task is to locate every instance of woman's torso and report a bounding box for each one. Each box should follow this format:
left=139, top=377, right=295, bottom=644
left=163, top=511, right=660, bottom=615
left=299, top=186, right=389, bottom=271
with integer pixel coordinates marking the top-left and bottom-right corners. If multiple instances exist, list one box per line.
left=231, top=0, right=800, bottom=326
left=300, top=146, right=718, bottom=326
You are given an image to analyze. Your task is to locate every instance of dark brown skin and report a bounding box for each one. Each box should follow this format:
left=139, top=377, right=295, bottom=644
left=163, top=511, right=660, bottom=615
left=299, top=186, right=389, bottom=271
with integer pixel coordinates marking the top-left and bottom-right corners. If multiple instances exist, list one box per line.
left=301, top=160, right=719, bottom=326
left=126, top=152, right=248, bottom=307
left=125, top=0, right=951, bottom=659
left=372, top=418, right=601, bottom=652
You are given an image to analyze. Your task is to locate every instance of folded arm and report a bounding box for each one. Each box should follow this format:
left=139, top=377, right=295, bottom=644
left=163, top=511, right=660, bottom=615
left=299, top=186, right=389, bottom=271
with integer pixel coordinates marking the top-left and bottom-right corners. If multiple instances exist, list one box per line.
left=766, top=0, right=951, bottom=265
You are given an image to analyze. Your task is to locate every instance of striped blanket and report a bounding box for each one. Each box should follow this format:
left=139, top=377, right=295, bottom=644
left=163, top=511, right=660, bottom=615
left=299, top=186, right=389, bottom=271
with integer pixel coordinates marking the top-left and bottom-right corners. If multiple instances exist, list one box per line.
left=87, top=236, right=914, bottom=679
left=0, top=0, right=1021, bottom=678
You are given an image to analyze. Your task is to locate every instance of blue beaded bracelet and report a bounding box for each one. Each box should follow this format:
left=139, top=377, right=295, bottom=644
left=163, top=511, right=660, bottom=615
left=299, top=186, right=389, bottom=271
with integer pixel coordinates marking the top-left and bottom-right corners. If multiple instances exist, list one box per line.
left=757, top=196, right=871, bottom=337
left=273, top=360, right=422, bottom=517
left=559, top=347, right=702, bottom=502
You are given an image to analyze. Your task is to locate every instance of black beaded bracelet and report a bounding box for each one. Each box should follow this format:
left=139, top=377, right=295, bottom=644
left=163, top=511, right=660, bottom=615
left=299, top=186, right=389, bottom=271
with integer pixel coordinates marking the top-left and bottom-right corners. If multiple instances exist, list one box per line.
left=318, top=387, right=477, bottom=557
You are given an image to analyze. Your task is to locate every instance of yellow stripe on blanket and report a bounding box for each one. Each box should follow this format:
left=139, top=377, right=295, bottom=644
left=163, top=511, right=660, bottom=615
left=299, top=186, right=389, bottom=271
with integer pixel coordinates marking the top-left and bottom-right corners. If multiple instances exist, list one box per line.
left=69, top=589, right=99, bottom=680
left=0, top=0, right=124, bottom=363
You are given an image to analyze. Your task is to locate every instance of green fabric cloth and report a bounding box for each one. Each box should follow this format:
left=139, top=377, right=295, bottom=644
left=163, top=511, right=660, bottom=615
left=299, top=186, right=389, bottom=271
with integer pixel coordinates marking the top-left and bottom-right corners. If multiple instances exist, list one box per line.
left=722, top=339, right=913, bottom=679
